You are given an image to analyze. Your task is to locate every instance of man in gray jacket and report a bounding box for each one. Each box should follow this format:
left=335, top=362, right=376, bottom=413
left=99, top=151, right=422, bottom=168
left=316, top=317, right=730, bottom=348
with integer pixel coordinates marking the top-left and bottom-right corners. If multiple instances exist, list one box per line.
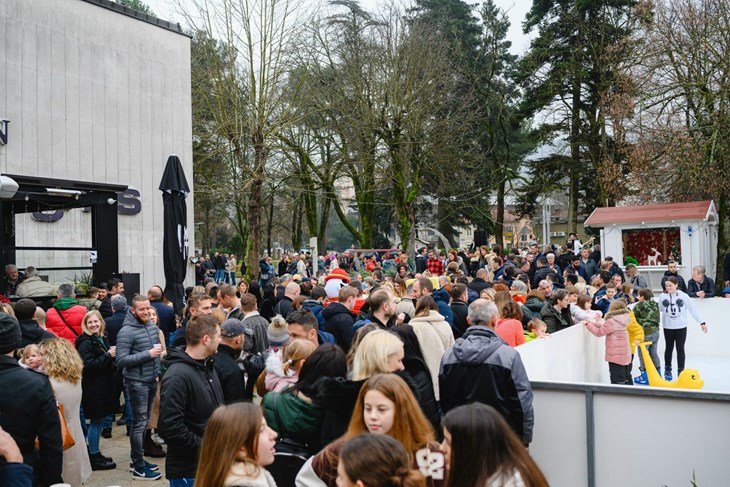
left=439, top=299, right=534, bottom=445
left=116, top=295, right=163, bottom=480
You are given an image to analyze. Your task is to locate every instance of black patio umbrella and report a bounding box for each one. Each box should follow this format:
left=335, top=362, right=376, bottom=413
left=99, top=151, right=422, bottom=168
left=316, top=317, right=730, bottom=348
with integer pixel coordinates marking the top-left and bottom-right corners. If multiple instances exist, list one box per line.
left=159, top=155, right=190, bottom=316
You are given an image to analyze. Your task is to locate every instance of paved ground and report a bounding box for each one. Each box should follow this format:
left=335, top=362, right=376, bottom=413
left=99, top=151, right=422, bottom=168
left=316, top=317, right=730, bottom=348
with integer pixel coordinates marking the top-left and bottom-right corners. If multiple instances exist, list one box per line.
left=86, top=420, right=167, bottom=487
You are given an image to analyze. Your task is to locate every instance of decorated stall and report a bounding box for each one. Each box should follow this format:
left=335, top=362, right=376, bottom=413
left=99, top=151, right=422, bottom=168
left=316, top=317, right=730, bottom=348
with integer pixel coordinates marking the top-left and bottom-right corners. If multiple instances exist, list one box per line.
left=584, top=201, right=718, bottom=291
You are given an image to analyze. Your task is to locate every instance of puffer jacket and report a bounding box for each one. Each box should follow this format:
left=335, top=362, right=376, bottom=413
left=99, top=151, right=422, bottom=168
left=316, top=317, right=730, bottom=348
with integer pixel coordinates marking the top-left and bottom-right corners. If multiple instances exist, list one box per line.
left=46, top=298, right=87, bottom=342
left=439, top=326, right=534, bottom=444
left=584, top=309, right=631, bottom=366
left=262, top=388, right=324, bottom=453
left=115, top=312, right=161, bottom=383
left=159, top=347, right=224, bottom=479
left=322, top=302, right=355, bottom=351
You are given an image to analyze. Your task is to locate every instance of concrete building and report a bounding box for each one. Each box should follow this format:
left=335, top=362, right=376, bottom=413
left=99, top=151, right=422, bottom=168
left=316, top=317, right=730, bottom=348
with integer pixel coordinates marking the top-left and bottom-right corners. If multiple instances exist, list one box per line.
left=0, top=0, right=193, bottom=291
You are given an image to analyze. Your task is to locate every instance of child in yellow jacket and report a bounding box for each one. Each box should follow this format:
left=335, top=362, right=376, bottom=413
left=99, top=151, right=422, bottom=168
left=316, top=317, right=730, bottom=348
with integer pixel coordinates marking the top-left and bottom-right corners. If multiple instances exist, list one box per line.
left=627, top=309, right=644, bottom=383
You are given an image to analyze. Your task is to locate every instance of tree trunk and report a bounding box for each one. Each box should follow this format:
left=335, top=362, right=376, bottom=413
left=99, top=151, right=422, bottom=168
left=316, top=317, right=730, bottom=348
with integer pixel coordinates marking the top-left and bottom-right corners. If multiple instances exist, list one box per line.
left=246, top=142, right=266, bottom=280
left=318, top=192, right=332, bottom=253
left=496, top=176, right=506, bottom=248
left=266, top=191, right=274, bottom=257
left=567, top=64, right=582, bottom=234
left=716, top=194, right=729, bottom=286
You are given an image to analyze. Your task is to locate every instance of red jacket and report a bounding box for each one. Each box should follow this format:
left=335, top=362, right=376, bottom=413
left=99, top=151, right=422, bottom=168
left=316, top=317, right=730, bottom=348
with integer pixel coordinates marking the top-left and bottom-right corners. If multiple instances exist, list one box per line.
left=46, top=305, right=87, bottom=342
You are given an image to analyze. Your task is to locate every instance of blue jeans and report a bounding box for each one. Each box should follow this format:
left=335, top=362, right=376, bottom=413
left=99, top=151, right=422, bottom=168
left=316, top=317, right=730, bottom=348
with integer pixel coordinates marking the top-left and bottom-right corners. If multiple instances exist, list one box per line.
left=87, top=417, right=105, bottom=454
left=214, top=269, right=225, bottom=283
left=229, top=271, right=236, bottom=285
left=125, top=379, right=156, bottom=470
left=170, top=478, right=195, bottom=487
left=638, top=330, right=661, bottom=372
left=103, top=413, right=114, bottom=430
left=79, top=406, right=89, bottom=438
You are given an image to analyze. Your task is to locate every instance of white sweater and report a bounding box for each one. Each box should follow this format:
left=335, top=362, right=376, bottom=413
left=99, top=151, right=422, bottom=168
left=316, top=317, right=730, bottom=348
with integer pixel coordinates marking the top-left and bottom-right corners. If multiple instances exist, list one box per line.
left=658, top=291, right=704, bottom=330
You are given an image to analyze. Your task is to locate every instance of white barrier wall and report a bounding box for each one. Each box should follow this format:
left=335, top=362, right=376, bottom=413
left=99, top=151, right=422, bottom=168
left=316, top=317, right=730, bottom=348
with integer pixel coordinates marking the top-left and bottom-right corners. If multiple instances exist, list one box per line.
left=520, top=299, right=730, bottom=487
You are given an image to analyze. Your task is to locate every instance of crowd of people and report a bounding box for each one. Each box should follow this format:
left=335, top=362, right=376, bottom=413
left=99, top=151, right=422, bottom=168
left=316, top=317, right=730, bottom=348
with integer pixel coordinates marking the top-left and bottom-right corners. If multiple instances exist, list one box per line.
left=0, top=236, right=728, bottom=487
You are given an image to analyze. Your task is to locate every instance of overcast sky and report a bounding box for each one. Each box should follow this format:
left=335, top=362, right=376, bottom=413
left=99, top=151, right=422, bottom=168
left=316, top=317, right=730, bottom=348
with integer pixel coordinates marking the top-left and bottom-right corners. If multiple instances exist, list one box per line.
left=143, top=0, right=533, bottom=54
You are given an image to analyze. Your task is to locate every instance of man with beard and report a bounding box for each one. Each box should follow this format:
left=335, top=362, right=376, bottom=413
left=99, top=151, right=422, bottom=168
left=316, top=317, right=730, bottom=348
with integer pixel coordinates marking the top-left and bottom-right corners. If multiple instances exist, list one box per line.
left=159, top=315, right=224, bottom=486
left=116, top=295, right=163, bottom=480
left=212, top=319, right=250, bottom=404
left=364, top=289, right=400, bottom=329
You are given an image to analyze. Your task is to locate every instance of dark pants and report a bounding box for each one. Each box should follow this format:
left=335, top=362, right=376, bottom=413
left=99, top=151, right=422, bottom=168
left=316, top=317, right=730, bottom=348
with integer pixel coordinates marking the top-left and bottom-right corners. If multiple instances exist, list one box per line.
left=664, top=327, right=687, bottom=373
left=608, top=362, right=633, bottom=385
left=125, top=379, right=156, bottom=470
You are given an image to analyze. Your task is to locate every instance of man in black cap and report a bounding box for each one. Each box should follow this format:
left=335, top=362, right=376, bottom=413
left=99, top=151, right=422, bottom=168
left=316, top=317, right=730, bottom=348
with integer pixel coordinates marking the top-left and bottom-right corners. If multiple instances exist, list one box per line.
left=212, top=318, right=251, bottom=404
left=0, top=313, right=63, bottom=486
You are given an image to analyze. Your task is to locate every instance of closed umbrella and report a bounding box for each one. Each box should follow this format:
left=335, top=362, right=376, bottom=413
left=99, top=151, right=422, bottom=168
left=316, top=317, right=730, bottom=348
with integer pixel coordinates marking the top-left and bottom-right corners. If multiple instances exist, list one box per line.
left=159, top=155, right=190, bottom=316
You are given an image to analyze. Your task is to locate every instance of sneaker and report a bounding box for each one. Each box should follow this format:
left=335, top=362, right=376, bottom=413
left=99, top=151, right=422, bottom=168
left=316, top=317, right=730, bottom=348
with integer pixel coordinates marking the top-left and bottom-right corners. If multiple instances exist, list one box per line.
left=151, top=432, right=166, bottom=445
left=129, top=461, right=159, bottom=472
left=664, top=370, right=673, bottom=381
left=101, top=427, right=112, bottom=439
left=132, top=465, right=162, bottom=481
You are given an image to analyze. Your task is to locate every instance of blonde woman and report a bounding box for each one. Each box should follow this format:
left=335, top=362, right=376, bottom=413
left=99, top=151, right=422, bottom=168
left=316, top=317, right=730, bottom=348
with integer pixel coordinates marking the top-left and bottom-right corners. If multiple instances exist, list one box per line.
left=39, top=338, right=92, bottom=485
left=351, top=330, right=405, bottom=381
left=75, top=311, right=117, bottom=470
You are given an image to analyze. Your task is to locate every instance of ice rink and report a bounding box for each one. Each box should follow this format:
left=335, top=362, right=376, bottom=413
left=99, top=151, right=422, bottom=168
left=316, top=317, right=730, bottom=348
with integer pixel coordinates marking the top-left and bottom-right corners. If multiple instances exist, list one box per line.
left=519, top=298, right=730, bottom=487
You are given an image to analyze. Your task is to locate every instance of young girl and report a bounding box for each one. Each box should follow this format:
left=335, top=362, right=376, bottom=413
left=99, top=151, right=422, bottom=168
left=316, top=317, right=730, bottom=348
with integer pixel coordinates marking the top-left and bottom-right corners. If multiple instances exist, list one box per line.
left=264, top=338, right=316, bottom=392
left=441, top=403, right=548, bottom=487
left=21, top=343, right=43, bottom=370
left=194, top=403, right=278, bottom=487
left=297, top=374, right=444, bottom=487
left=584, top=300, right=633, bottom=385
left=337, top=434, right=426, bottom=487
left=524, top=319, right=549, bottom=342
left=659, top=276, right=708, bottom=381
left=571, top=293, right=602, bottom=323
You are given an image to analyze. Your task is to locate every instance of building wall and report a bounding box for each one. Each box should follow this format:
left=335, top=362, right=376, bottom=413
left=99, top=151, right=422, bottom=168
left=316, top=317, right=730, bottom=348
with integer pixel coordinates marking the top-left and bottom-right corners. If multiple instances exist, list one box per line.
left=0, top=0, right=194, bottom=288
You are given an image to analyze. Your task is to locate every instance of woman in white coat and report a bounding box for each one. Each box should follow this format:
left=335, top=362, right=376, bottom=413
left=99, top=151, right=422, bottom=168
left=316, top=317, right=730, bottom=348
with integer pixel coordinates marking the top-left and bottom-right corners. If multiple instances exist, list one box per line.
left=408, top=296, right=454, bottom=401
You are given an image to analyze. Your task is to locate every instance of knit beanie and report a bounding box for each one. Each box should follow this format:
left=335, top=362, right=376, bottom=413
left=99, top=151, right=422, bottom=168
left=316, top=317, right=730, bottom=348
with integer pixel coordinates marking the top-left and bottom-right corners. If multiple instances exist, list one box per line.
left=267, top=316, right=289, bottom=347
left=0, top=313, right=22, bottom=354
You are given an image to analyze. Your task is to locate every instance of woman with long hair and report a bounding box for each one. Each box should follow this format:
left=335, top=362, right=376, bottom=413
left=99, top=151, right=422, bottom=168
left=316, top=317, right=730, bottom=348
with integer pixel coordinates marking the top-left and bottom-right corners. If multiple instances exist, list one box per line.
left=236, top=280, right=249, bottom=298
left=39, top=338, right=92, bottom=485
left=260, top=283, right=277, bottom=321
left=75, top=311, right=117, bottom=470
left=407, top=296, right=453, bottom=402
left=441, top=403, right=548, bottom=487
left=298, top=374, right=443, bottom=487
left=263, top=344, right=347, bottom=454
left=337, top=434, right=426, bottom=487
left=194, top=403, right=278, bottom=487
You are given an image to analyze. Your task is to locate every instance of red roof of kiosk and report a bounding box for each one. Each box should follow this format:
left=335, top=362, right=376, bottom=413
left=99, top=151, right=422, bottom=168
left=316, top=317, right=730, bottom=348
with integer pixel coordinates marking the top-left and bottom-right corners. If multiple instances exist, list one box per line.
left=584, top=200, right=715, bottom=227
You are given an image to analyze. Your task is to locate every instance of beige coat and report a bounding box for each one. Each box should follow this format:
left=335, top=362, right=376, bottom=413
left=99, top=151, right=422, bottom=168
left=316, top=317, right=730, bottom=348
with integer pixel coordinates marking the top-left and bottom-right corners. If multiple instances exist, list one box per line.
left=409, top=310, right=455, bottom=401
left=50, top=378, right=92, bottom=487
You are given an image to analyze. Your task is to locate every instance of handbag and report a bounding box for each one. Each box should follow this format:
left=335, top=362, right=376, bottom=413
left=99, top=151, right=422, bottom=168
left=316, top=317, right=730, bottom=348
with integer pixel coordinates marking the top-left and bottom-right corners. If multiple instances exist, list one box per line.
left=35, top=402, right=75, bottom=451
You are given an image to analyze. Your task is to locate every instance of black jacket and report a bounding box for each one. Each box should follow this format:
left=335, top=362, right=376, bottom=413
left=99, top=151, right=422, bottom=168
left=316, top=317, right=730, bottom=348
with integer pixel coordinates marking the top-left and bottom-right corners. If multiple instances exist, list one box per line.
left=98, top=297, right=113, bottom=318
left=449, top=300, right=469, bottom=339
left=212, top=344, right=246, bottom=404
left=151, top=300, right=177, bottom=337
left=467, top=278, right=490, bottom=296
left=322, top=302, right=355, bottom=352
left=660, top=271, right=688, bottom=293
left=688, top=277, right=715, bottom=298
left=531, top=266, right=558, bottom=289
left=159, top=347, right=224, bottom=479
left=312, top=377, right=366, bottom=447
left=19, top=319, right=55, bottom=348
left=104, top=308, right=128, bottom=346
left=75, top=333, right=117, bottom=419
left=0, top=355, right=63, bottom=487
left=274, top=296, right=294, bottom=318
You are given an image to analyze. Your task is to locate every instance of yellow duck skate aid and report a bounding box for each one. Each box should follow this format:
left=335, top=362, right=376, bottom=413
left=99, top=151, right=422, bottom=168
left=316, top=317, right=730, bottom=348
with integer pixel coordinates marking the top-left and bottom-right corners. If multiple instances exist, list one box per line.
left=638, top=342, right=704, bottom=389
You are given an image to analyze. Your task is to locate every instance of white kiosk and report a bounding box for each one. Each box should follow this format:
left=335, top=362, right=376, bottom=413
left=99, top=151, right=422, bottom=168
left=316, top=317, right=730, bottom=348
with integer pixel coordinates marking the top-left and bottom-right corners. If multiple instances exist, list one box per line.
left=584, top=200, right=718, bottom=291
